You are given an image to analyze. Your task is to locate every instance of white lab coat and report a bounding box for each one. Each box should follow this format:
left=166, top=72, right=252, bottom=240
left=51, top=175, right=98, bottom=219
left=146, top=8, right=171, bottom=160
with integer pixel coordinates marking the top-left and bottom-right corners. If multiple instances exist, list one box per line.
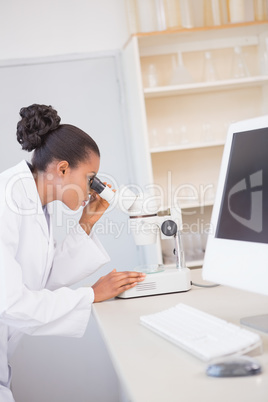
left=0, top=160, right=110, bottom=400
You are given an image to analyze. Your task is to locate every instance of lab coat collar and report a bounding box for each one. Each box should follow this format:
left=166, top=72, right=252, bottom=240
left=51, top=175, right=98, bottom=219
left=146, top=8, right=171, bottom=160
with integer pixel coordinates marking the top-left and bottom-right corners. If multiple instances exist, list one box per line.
left=15, top=160, right=50, bottom=240
left=20, top=160, right=41, bottom=205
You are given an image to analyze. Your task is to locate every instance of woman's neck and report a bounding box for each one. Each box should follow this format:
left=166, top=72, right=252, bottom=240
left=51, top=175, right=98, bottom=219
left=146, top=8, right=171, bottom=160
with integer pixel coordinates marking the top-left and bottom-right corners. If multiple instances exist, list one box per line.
left=33, top=168, right=57, bottom=206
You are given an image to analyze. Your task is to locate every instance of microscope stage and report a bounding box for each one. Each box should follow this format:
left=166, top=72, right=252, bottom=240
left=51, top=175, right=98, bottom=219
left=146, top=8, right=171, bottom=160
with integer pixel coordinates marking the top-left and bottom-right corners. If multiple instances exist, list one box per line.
left=117, top=266, right=191, bottom=298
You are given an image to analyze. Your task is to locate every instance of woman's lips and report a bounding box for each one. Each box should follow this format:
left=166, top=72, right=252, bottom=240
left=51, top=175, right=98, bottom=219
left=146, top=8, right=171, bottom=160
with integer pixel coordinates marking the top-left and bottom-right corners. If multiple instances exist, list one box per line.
left=82, top=197, right=90, bottom=207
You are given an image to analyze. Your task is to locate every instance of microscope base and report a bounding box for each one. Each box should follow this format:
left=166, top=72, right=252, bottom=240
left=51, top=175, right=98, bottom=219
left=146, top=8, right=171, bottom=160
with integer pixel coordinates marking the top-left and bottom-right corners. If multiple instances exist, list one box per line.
left=117, top=266, right=191, bottom=299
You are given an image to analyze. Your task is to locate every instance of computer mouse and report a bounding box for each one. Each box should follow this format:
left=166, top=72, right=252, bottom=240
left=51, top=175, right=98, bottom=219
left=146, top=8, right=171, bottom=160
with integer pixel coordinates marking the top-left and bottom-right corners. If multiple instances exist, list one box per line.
left=206, top=356, right=262, bottom=377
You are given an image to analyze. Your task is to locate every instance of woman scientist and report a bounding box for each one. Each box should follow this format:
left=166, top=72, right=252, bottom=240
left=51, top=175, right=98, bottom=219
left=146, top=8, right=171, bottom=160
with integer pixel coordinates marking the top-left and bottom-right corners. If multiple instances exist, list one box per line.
left=0, top=104, right=145, bottom=401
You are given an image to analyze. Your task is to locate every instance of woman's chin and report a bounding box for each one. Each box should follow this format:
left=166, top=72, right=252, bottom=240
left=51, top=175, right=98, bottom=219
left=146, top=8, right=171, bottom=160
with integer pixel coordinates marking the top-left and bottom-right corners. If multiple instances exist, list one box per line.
left=61, top=200, right=81, bottom=211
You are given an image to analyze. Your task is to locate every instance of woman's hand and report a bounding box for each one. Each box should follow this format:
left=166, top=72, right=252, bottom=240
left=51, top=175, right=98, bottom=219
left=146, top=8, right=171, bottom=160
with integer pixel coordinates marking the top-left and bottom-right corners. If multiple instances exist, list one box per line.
left=92, top=269, right=146, bottom=302
left=79, top=183, right=114, bottom=235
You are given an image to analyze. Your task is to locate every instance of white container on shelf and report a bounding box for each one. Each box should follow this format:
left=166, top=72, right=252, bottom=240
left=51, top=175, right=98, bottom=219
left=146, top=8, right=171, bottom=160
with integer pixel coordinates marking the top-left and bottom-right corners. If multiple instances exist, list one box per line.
left=211, top=0, right=221, bottom=25
left=201, top=122, right=213, bottom=142
left=164, top=0, right=181, bottom=28
left=155, top=0, right=167, bottom=30
left=147, top=64, right=159, bottom=87
left=244, top=0, right=255, bottom=21
left=204, top=0, right=226, bottom=26
left=228, top=0, right=245, bottom=23
left=136, top=0, right=157, bottom=32
left=150, top=128, right=161, bottom=147
left=179, top=0, right=194, bottom=28
left=220, top=0, right=229, bottom=24
left=169, top=52, right=194, bottom=85
left=204, top=0, right=217, bottom=26
left=179, top=125, right=189, bottom=144
left=254, top=0, right=267, bottom=20
left=166, top=126, right=176, bottom=145
left=203, top=51, right=218, bottom=82
left=232, top=46, right=250, bottom=78
left=192, top=0, right=205, bottom=27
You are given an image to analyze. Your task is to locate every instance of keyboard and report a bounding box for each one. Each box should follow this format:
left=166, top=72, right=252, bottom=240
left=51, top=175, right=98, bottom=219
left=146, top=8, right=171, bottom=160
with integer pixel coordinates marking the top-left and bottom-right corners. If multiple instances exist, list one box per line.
left=140, top=303, right=262, bottom=361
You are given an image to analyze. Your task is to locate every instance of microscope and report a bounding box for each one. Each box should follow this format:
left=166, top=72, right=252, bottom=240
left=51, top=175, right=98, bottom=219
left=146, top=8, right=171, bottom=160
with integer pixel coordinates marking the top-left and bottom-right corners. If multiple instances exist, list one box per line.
left=90, top=177, right=191, bottom=298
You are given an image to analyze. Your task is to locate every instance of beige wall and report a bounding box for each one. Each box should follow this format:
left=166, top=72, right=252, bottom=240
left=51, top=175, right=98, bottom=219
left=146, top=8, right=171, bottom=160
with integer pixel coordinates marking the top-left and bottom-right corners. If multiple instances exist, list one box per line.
left=0, top=0, right=130, bottom=60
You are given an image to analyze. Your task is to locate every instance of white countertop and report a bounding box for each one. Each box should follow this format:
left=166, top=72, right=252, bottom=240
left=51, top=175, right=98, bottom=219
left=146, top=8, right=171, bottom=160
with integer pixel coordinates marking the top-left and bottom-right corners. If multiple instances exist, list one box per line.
left=93, top=269, right=268, bottom=402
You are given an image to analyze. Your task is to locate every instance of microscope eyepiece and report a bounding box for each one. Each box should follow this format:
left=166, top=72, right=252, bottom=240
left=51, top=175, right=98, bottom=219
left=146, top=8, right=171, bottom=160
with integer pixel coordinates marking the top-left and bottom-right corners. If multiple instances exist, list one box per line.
left=89, top=176, right=106, bottom=194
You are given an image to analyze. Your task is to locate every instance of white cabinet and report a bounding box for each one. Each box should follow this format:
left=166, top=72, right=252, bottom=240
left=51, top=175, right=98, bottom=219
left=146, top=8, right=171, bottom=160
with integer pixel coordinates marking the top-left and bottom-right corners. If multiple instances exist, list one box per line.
left=122, top=22, right=268, bottom=267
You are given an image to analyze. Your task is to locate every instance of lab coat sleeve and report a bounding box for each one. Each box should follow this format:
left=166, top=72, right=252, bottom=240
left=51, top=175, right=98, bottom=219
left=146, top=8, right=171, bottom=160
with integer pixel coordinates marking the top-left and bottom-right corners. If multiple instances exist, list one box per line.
left=0, top=200, right=94, bottom=337
left=45, top=224, right=111, bottom=291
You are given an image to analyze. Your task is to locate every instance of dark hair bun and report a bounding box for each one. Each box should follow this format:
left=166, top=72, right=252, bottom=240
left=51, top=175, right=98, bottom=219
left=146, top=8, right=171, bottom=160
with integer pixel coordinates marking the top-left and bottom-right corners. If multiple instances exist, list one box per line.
left=16, top=104, right=61, bottom=151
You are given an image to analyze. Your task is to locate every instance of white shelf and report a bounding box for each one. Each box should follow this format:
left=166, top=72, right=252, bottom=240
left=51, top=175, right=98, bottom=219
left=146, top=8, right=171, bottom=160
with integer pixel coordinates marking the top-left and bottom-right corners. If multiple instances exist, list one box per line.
left=161, top=200, right=214, bottom=210
left=144, top=75, right=268, bottom=98
left=150, top=140, right=225, bottom=153
left=186, top=259, right=204, bottom=268
left=180, top=200, right=214, bottom=210
left=163, top=260, right=203, bottom=269
left=164, top=260, right=204, bottom=269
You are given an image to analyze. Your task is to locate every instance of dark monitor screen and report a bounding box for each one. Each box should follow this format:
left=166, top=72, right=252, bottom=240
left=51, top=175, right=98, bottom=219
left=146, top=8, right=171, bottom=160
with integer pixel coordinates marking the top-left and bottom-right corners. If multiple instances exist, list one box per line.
left=216, top=127, right=268, bottom=244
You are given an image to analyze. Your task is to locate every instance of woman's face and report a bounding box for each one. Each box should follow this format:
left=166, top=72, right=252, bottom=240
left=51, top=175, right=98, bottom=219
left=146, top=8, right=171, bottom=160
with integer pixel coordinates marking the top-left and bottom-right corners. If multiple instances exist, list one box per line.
left=59, top=153, right=100, bottom=210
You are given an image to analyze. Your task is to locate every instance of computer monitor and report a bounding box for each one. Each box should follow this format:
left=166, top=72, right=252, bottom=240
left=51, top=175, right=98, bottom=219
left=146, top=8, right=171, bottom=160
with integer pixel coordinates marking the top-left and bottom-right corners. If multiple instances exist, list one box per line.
left=202, top=115, right=268, bottom=334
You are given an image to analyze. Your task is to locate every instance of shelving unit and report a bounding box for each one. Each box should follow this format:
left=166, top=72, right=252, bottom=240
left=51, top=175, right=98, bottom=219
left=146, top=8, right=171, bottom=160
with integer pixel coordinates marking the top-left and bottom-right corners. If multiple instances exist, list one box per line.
left=144, top=75, right=268, bottom=97
left=133, top=21, right=268, bottom=38
left=150, top=140, right=225, bottom=153
left=122, top=22, right=268, bottom=267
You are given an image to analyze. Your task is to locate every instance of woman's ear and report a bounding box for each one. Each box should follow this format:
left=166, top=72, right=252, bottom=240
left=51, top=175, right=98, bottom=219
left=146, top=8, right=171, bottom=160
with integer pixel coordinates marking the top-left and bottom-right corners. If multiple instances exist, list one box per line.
left=57, top=161, right=69, bottom=177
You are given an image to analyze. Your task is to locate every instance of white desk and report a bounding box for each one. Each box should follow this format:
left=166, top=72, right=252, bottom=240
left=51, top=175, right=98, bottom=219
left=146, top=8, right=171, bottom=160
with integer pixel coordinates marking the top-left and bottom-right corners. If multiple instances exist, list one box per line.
left=93, top=269, right=268, bottom=402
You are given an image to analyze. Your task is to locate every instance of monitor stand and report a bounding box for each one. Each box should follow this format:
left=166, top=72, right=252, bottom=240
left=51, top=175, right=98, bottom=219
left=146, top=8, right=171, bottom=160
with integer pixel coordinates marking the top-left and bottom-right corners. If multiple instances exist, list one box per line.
left=240, top=314, right=268, bottom=334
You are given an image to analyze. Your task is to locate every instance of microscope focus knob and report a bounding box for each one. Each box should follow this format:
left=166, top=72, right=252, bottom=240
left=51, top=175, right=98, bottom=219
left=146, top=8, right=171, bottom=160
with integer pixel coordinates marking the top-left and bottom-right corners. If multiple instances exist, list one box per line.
left=161, top=220, right=177, bottom=237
